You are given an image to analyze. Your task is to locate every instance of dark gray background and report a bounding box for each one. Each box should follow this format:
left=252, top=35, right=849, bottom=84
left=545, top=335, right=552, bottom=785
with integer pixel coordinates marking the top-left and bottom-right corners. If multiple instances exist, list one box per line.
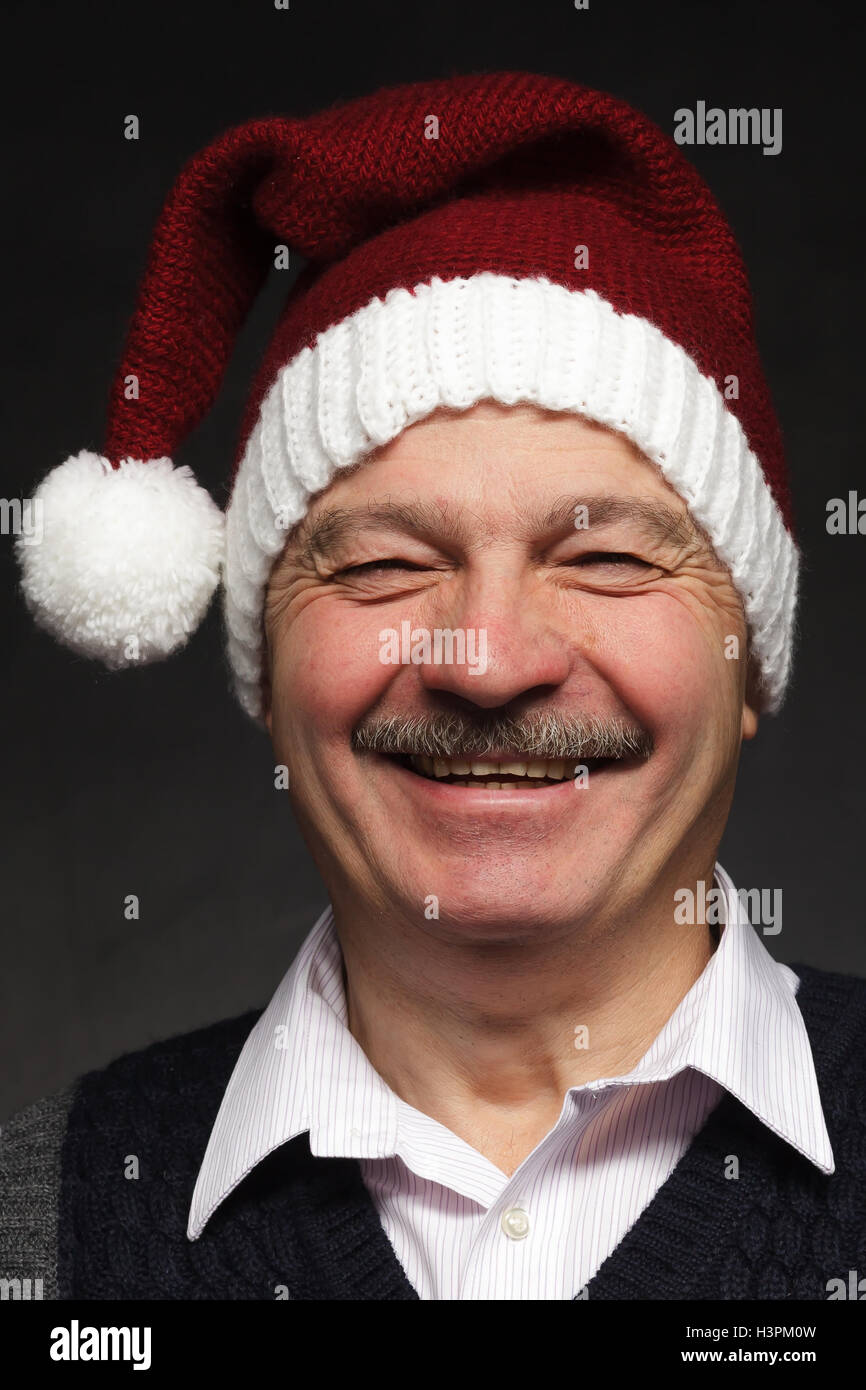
left=2, top=0, right=863, bottom=1120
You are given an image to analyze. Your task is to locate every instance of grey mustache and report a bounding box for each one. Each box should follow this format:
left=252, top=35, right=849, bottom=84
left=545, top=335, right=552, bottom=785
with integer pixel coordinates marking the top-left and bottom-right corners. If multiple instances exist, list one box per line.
left=352, top=711, right=653, bottom=761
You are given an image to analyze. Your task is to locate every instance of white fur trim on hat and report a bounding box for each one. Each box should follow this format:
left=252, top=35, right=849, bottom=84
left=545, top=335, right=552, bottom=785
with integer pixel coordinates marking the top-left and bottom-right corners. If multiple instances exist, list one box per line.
left=225, top=272, right=799, bottom=721
left=17, top=450, right=225, bottom=667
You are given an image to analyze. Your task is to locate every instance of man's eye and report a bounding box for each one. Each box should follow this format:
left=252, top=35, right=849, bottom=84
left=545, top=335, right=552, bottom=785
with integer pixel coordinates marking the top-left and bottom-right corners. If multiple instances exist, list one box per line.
left=337, top=558, right=421, bottom=577
left=571, top=552, right=651, bottom=567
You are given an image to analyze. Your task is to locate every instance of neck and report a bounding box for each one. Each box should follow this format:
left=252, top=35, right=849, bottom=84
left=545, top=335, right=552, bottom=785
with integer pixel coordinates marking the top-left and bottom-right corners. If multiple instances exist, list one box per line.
left=331, top=857, right=721, bottom=1174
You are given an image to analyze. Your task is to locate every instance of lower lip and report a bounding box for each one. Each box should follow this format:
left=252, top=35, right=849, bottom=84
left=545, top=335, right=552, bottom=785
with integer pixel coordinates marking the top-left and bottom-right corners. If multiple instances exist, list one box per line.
left=379, top=756, right=627, bottom=813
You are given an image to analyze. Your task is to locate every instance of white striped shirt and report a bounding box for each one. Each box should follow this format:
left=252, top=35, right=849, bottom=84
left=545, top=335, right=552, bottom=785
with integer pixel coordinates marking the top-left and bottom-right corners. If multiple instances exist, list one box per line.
left=188, top=862, right=834, bottom=1299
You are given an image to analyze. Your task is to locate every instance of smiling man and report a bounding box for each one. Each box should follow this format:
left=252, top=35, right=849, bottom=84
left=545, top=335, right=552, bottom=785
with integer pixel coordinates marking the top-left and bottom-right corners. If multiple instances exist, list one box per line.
left=4, top=71, right=866, bottom=1302
left=261, top=402, right=747, bottom=1167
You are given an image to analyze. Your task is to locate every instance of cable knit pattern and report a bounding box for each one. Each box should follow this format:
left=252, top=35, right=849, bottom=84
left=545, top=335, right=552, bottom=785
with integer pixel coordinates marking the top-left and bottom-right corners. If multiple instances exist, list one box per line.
left=0, top=963, right=850, bottom=1299
left=225, top=274, right=798, bottom=720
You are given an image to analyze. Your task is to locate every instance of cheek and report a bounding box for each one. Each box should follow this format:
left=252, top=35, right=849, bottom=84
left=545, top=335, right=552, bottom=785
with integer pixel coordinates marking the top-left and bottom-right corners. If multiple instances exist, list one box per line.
left=596, top=595, right=733, bottom=737
left=270, top=596, right=396, bottom=738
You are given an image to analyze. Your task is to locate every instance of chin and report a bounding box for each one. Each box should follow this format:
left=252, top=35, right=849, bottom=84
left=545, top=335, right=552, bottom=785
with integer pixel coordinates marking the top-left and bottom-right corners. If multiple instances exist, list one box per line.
left=405, top=883, right=584, bottom=942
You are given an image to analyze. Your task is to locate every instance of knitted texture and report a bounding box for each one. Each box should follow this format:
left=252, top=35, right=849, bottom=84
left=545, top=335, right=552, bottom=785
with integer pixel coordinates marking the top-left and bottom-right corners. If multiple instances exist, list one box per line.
left=0, top=1085, right=73, bottom=1299
left=16, top=963, right=860, bottom=1300
left=17, top=70, right=800, bottom=719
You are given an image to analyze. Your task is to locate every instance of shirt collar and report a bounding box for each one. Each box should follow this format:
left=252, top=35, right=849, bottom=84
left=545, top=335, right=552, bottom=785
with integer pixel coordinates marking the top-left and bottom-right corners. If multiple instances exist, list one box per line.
left=597, top=862, right=834, bottom=1175
left=188, top=863, right=833, bottom=1240
left=187, top=906, right=396, bottom=1239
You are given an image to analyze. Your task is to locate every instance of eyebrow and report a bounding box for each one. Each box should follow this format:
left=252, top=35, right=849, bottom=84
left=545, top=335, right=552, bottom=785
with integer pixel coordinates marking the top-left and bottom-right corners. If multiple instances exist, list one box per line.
left=290, top=491, right=711, bottom=568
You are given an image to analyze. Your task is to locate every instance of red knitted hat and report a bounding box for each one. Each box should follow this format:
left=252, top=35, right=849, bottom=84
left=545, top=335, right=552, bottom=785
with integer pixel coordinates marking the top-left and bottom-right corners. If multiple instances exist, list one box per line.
left=17, top=70, right=799, bottom=719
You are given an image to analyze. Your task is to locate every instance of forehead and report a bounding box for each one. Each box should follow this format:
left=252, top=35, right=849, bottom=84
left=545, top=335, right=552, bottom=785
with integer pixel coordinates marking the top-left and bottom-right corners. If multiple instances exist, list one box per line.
left=317, top=401, right=683, bottom=506
left=377, top=399, right=648, bottom=462
left=290, top=401, right=714, bottom=557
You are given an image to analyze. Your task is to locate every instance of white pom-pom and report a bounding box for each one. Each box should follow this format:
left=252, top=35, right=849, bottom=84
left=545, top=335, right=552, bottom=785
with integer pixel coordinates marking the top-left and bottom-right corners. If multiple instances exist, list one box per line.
left=16, top=451, right=225, bottom=667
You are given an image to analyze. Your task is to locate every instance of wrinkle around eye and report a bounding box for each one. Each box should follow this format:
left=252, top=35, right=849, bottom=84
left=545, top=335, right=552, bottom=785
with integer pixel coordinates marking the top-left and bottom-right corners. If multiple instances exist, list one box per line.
left=551, top=553, right=668, bottom=596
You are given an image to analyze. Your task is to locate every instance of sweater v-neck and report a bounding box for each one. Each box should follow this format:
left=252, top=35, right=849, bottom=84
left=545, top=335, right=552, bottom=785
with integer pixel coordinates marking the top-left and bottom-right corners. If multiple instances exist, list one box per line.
left=251, top=961, right=846, bottom=1300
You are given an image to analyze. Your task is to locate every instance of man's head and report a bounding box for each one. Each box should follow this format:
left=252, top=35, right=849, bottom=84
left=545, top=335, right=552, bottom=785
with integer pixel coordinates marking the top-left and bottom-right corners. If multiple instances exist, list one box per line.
left=263, top=399, right=760, bottom=941
left=16, top=72, right=799, bottom=770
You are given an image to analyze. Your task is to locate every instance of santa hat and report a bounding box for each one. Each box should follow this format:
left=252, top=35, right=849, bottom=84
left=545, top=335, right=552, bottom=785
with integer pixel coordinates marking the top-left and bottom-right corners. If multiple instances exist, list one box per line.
left=16, top=70, right=799, bottom=720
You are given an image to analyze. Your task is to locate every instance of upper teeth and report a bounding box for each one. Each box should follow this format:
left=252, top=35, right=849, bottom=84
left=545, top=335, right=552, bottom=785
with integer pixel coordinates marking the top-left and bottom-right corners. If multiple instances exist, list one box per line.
left=409, top=756, right=569, bottom=779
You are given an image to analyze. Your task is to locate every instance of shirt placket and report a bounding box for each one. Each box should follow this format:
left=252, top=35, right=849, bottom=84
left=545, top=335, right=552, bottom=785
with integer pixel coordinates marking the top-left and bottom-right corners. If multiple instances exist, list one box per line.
left=458, top=1085, right=612, bottom=1299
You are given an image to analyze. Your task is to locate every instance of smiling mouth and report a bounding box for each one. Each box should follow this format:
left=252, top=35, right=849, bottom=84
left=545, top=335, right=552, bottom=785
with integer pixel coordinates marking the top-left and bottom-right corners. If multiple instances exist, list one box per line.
left=386, top=753, right=616, bottom=788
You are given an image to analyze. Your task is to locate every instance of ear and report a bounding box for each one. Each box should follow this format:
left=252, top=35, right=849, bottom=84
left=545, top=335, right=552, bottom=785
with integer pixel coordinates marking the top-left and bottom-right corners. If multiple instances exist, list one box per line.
left=260, top=634, right=274, bottom=735
left=263, top=679, right=273, bottom=735
left=741, top=652, right=762, bottom=741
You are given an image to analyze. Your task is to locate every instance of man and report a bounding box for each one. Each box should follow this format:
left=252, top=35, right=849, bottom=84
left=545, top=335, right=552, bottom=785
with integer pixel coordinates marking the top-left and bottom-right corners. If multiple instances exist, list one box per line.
left=3, top=70, right=865, bottom=1301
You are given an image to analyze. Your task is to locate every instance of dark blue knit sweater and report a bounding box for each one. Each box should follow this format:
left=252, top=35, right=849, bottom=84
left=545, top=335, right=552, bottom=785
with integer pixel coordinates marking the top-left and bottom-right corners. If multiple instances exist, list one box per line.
left=2, top=962, right=865, bottom=1299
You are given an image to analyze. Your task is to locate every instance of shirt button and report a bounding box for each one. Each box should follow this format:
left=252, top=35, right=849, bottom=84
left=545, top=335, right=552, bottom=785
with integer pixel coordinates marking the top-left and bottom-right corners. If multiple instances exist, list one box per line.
left=501, top=1207, right=530, bottom=1240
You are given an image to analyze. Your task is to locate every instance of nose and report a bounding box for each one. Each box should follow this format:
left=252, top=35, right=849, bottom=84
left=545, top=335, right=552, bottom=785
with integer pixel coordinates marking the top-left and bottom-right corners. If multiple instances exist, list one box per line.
left=417, top=566, right=574, bottom=709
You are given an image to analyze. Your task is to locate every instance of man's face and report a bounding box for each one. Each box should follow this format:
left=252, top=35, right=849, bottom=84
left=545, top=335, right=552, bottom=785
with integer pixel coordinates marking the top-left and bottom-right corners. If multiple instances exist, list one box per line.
left=264, top=400, right=758, bottom=940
